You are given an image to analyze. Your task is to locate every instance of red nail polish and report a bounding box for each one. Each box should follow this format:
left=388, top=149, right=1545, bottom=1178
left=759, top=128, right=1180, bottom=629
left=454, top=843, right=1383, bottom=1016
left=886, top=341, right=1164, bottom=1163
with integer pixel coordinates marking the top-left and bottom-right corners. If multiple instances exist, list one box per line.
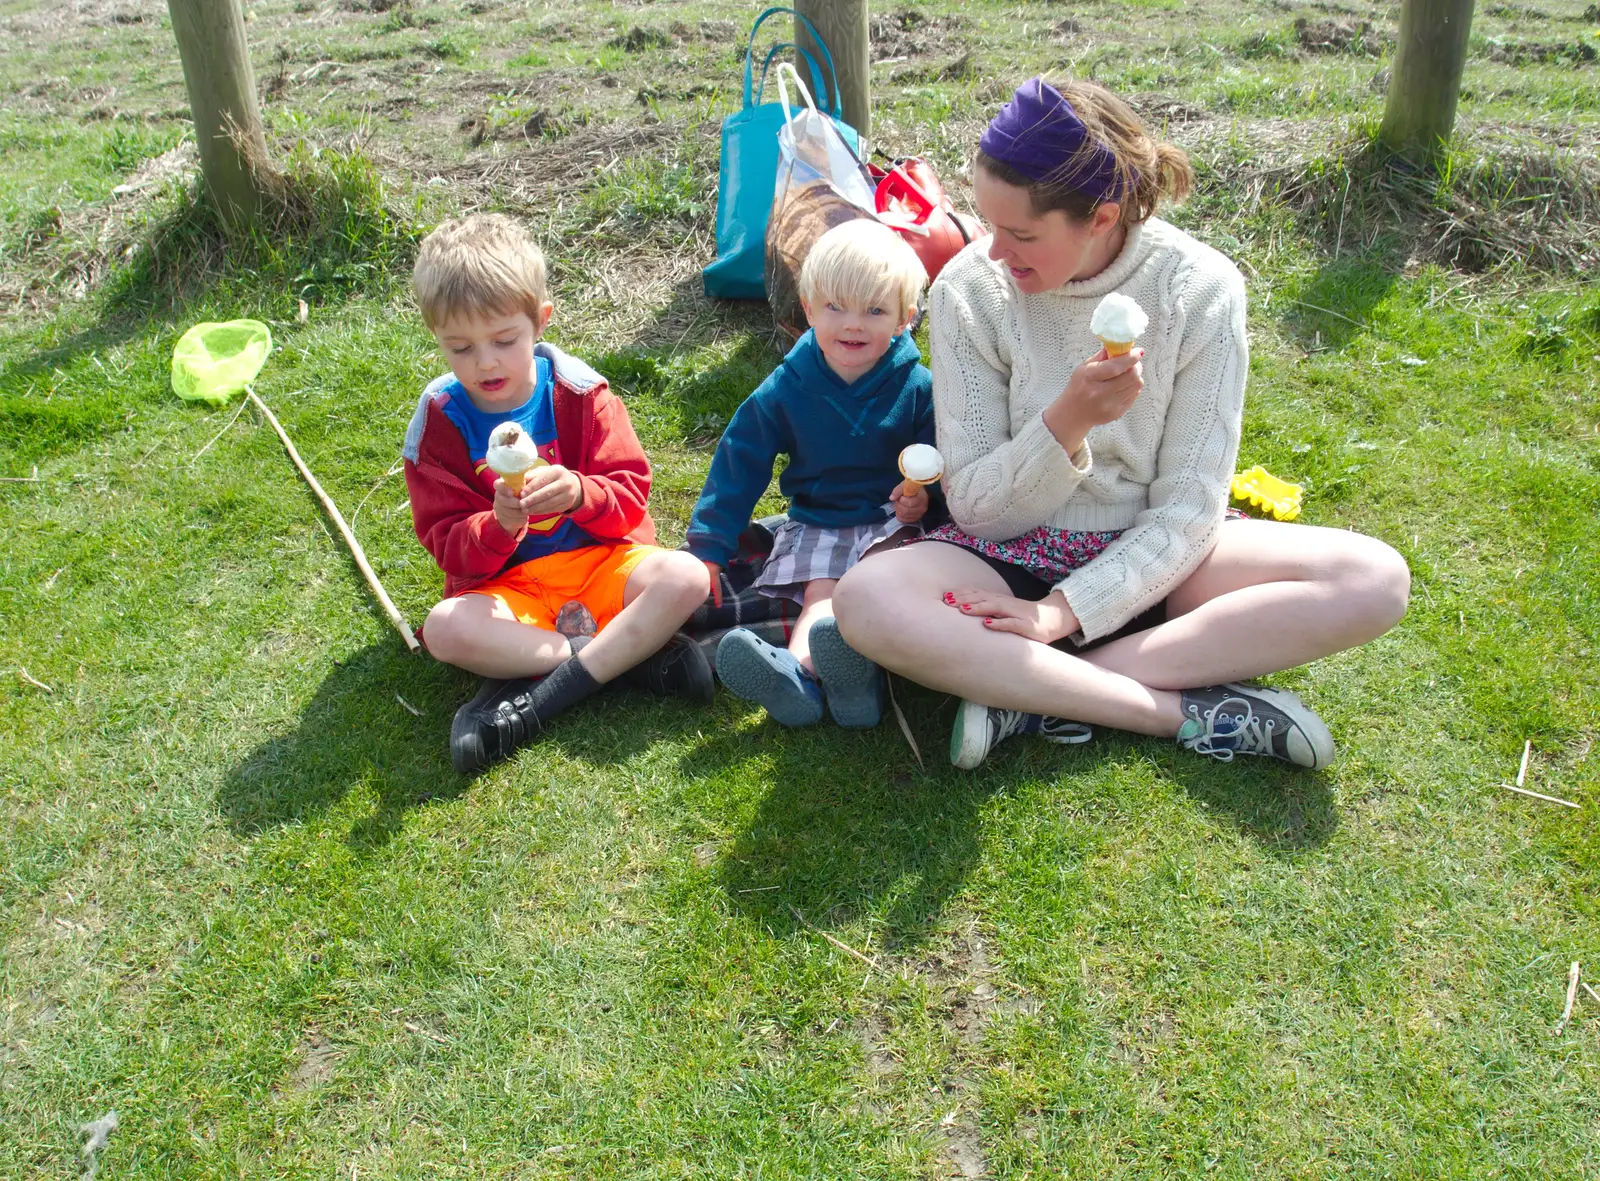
left=961, top=603, right=970, bottom=610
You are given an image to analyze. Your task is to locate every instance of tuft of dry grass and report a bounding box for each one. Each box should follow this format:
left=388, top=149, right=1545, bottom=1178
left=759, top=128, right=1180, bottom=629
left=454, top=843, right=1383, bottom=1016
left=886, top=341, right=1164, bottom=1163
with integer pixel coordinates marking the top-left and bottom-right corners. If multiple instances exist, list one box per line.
left=1195, top=123, right=1600, bottom=273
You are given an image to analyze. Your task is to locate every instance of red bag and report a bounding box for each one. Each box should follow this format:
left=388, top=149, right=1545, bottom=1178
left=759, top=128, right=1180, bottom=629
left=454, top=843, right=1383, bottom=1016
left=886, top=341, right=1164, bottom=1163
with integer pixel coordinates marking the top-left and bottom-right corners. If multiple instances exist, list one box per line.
left=871, top=157, right=987, bottom=283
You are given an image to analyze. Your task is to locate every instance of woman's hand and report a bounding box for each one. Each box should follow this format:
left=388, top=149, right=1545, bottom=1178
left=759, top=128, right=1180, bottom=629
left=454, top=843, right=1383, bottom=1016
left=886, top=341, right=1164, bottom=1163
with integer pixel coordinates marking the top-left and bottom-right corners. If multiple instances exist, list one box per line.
left=1042, top=347, right=1145, bottom=454
left=942, top=587, right=1080, bottom=644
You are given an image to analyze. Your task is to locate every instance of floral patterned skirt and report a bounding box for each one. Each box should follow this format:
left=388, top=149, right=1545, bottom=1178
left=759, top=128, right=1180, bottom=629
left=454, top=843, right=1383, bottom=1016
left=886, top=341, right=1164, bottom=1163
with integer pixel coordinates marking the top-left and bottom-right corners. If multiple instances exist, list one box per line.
left=918, top=509, right=1249, bottom=584
left=915, top=522, right=1124, bottom=582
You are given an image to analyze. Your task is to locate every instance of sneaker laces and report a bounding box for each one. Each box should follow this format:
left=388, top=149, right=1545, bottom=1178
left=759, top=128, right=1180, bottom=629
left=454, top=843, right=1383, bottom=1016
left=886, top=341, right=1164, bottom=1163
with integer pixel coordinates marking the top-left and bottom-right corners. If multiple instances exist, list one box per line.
left=988, top=708, right=1036, bottom=746
left=1190, top=696, right=1277, bottom=761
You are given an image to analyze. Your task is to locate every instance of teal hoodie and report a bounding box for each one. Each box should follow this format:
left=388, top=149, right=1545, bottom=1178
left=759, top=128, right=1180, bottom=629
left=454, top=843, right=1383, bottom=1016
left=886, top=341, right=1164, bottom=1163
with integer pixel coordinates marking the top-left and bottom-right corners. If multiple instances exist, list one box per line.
left=686, top=330, right=935, bottom=567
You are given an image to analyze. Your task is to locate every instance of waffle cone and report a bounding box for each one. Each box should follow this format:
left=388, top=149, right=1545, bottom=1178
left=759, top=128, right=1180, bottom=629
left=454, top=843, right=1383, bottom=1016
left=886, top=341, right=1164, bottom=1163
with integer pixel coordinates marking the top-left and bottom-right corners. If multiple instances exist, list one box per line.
left=1100, top=337, right=1135, bottom=357
left=497, top=467, right=528, bottom=495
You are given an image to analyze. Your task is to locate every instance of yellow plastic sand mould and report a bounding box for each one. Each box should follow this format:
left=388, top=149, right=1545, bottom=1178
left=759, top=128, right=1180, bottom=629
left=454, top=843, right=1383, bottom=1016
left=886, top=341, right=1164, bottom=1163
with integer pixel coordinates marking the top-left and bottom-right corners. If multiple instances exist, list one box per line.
left=1231, top=465, right=1303, bottom=521
left=171, top=320, right=273, bottom=406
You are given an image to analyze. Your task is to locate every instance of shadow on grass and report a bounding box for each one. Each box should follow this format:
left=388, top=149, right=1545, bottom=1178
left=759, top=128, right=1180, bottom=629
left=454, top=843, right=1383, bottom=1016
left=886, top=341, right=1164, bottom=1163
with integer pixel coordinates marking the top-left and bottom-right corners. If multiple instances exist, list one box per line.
left=217, top=641, right=468, bottom=850
left=680, top=683, right=1000, bottom=951
left=1163, top=751, right=1340, bottom=853
left=667, top=679, right=1339, bottom=951
left=1283, top=254, right=1400, bottom=352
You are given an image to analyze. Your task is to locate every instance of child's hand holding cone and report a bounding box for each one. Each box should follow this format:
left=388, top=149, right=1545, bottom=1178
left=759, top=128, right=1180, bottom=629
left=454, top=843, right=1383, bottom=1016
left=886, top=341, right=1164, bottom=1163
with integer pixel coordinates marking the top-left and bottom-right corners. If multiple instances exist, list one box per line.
left=891, top=444, right=943, bottom=524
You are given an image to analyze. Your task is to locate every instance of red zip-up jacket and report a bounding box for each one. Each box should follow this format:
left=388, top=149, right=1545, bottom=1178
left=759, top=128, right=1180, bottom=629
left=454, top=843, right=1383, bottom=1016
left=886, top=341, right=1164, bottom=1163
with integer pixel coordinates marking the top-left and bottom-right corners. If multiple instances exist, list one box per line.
left=402, top=343, right=657, bottom=599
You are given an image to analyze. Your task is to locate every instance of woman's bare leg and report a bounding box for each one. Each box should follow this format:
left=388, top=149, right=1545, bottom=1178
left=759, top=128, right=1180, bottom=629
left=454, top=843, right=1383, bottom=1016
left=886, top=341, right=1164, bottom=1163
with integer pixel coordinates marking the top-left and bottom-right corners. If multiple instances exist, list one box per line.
left=832, top=543, right=1187, bottom=736
left=1083, top=519, right=1410, bottom=688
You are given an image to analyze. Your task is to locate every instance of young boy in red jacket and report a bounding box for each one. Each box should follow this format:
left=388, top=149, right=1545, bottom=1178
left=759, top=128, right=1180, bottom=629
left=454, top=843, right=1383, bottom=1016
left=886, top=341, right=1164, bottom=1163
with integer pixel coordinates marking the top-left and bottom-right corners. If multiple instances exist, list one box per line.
left=404, top=214, right=712, bottom=772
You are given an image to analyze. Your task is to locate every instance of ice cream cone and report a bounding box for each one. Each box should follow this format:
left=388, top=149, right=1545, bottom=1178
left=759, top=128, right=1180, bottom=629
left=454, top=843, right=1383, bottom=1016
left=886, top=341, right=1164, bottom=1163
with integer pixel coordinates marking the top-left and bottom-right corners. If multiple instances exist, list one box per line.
left=898, top=444, right=944, bottom=488
left=1100, top=337, right=1135, bottom=357
left=499, top=467, right=529, bottom=495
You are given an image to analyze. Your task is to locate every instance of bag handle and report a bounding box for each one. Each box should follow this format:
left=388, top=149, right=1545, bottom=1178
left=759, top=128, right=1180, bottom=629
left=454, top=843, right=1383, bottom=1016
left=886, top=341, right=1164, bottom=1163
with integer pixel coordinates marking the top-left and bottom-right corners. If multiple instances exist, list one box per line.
left=774, top=60, right=822, bottom=129
left=742, top=6, right=844, bottom=117
left=754, top=41, right=828, bottom=109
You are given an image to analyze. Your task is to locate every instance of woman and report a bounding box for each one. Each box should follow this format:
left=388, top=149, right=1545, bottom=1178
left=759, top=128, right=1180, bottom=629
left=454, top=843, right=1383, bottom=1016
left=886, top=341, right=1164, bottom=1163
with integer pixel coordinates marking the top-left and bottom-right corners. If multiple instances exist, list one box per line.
left=832, top=77, right=1410, bottom=770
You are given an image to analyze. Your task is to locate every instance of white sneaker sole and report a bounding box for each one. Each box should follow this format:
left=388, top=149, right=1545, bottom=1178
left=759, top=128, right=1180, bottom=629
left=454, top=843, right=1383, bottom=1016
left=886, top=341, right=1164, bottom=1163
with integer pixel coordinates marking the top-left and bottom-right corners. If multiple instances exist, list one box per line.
left=949, top=699, right=993, bottom=770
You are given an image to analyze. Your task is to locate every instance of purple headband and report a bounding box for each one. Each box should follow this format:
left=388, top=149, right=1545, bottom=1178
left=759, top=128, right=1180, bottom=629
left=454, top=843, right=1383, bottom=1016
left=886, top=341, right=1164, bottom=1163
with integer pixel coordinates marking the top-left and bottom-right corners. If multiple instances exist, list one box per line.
left=979, top=77, right=1123, bottom=203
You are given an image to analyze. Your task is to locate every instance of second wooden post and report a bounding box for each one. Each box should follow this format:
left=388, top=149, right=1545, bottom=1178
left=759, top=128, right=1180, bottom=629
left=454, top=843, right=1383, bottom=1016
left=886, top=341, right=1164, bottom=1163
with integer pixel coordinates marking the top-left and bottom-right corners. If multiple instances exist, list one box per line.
left=794, top=0, right=871, bottom=138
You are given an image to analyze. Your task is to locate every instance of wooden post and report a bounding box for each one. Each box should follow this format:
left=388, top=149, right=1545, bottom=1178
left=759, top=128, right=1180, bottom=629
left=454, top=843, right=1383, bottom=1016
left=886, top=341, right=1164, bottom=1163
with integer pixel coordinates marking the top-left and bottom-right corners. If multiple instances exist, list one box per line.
left=1379, top=0, right=1477, bottom=164
left=167, top=0, right=276, bottom=227
left=794, top=0, right=871, bottom=138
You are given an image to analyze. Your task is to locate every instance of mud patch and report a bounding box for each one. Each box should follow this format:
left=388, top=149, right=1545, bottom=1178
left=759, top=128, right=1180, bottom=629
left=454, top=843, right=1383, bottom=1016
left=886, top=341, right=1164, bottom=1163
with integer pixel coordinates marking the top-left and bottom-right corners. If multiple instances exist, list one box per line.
left=1484, top=37, right=1598, bottom=65
left=290, top=1028, right=343, bottom=1090
left=1294, top=17, right=1386, bottom=55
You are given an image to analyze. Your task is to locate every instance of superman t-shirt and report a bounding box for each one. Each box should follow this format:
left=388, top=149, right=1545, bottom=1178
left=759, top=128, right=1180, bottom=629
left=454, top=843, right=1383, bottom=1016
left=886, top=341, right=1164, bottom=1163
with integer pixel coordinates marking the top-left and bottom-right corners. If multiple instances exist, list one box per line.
left=437, top=357, right=595, bottom=567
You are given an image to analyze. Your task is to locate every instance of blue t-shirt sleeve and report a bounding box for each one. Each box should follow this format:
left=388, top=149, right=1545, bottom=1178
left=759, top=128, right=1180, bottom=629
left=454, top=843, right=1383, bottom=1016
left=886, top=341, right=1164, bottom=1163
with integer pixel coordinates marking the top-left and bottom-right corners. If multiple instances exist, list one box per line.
left=686, top=385, right=789, bottom=566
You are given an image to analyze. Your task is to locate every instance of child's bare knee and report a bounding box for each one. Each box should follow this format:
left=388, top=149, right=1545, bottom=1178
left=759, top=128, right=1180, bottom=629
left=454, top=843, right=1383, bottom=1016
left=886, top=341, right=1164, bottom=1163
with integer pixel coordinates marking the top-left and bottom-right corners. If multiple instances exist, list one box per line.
left=658, top=549, right=711, bottom=605
left=422, top=598, right=473, bottom=663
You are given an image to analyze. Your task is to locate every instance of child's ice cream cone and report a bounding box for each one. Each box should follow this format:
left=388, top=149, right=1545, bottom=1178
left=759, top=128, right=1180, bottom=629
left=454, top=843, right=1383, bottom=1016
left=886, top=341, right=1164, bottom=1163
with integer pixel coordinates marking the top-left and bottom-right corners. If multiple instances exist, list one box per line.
left=1090, top=292, right=1149, bottom=358
left=898, top=443, right=945, bottom=488
left=486, top=422, right=542, bottom=493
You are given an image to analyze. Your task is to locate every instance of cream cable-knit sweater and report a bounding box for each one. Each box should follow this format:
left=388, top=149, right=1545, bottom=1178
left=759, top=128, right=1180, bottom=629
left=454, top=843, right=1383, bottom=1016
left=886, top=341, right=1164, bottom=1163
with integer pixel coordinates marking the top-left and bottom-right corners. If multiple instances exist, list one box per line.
left=929, top=217, right=1247, bottom=642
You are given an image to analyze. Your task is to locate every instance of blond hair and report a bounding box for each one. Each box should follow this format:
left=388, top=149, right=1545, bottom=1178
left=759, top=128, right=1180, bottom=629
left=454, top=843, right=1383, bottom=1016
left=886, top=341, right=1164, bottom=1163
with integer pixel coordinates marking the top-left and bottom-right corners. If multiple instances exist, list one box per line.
left=799, top=219, right=927, bottom=321
left=413, top=213, right=549, bottom=331
left=977, top=78, right=1193, bottom=228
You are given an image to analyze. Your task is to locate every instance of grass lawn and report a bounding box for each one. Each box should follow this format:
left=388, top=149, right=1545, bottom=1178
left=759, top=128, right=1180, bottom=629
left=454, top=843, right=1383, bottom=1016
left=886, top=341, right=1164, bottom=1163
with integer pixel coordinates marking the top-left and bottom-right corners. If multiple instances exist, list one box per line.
left=2, top=0, right=1599, bottom=1176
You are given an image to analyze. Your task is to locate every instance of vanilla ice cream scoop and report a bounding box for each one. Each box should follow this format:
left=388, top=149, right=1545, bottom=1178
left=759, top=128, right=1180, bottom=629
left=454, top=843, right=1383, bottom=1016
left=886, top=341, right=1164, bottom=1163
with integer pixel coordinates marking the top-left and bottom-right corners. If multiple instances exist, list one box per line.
left=486, top=422, right=543, bottom=492
left=898, top=443, right=944, bottom=486
left=1090, top=293, right=1149, bottom=355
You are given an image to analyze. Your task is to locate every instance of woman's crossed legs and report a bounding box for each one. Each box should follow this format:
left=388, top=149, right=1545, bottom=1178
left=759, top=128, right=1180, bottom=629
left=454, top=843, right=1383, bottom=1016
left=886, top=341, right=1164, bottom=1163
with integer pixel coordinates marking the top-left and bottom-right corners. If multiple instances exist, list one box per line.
left=832, top=518, right=1409, bottom=766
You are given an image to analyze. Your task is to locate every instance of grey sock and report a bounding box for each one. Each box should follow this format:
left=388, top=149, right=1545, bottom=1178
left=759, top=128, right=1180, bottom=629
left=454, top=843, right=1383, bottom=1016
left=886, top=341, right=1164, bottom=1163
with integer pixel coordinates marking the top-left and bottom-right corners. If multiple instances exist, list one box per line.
left=526, top=654, right=601, bottom=721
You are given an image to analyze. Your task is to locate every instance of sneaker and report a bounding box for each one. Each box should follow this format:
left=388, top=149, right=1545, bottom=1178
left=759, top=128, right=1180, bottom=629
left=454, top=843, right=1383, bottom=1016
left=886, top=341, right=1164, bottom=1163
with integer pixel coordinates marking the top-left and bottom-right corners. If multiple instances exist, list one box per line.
left=1176, top=683, right=1335, bottom=769
left=450, top=676, right=545, bottom=774
left=715, top=628, right=824, bottom=726
left=949, top=699, right=1093, bottom=770
left=808, top=617, right=883, bottom=729
left=622, top=631, right=716, bottom=705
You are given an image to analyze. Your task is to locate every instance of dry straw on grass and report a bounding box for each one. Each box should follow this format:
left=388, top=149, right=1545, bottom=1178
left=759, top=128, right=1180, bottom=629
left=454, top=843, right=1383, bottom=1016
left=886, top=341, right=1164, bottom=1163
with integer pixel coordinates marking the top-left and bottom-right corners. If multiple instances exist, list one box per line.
left=1194, top=121, right=1600, bottom=273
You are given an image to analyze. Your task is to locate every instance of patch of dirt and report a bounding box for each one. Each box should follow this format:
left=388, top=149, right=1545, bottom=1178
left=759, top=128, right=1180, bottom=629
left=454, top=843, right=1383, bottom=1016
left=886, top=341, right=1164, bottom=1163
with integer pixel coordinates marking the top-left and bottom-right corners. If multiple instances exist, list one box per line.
left=1484, top=37, right=1598, bottom=64
left=1132, top=93, right=1211, bottom=126
left=869, top=9, right=968, bottom=60
left=1, top=0, right=163, bottom=35
left=608, top=26, right=675, bottom=52
left=1486, top=2, right=1552, bottom=20
left=289, top=1028, right=343, bottom=1090
left=416, top=117, right=690, bottom=205
left=858, top=1012, right=899, bottom=1078
left=1294, top=17, right=1386, bottom=55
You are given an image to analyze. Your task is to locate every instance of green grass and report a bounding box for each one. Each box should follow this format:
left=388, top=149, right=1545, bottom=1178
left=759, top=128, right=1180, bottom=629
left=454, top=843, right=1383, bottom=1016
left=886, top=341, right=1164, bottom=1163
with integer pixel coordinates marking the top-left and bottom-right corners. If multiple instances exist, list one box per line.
left=3, top=0, right=1600, bottom=1177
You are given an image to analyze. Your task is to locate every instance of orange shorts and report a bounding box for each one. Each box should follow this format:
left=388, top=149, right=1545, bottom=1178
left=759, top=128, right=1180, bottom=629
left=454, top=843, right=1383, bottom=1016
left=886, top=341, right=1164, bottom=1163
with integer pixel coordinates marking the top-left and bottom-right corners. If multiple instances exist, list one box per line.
left=464, top=543, right=658, bottom=634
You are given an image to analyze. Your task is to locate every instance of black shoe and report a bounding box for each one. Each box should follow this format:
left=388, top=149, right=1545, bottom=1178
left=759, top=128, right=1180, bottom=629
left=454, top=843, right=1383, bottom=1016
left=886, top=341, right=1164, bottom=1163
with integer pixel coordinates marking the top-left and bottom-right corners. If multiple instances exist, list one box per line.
left=450, top=676, right=545, bottom=774
left=622, top=632, right=715, bottom=705
left=1176, top=683, right=1335, bottom=769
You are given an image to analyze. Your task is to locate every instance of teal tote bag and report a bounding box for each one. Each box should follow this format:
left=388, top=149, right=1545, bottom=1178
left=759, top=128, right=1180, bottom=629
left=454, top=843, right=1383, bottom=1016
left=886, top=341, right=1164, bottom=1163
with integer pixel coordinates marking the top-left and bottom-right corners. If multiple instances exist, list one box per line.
left=702, top=7, right=860, bottom=300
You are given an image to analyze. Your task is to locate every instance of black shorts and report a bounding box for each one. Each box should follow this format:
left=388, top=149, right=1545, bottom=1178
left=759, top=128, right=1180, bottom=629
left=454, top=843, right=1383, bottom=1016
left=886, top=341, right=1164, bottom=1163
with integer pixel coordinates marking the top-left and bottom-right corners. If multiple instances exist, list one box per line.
left=961, top=547, right=1168, bottom=653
